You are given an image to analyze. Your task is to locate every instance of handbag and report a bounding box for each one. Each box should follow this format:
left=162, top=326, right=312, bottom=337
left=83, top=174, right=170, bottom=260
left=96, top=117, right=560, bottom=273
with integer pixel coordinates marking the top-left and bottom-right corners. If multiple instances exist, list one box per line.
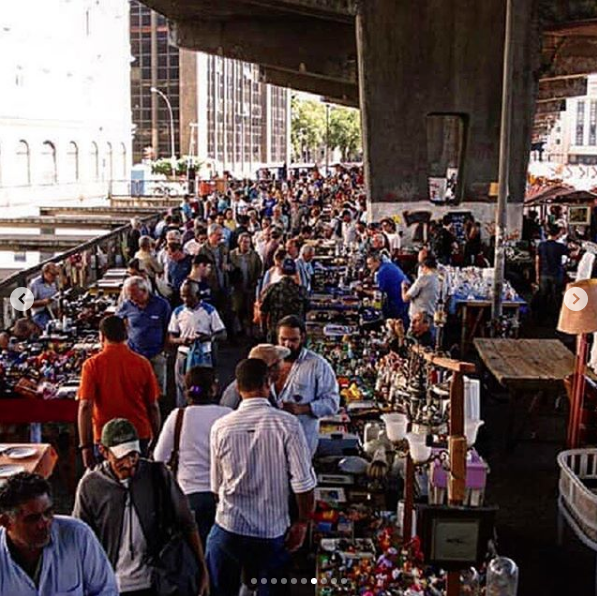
left=185, top=339, right=213, bottom=371
left=166, top=408, right=185, bottom=479
left=150, top=464, right=201, bottom=596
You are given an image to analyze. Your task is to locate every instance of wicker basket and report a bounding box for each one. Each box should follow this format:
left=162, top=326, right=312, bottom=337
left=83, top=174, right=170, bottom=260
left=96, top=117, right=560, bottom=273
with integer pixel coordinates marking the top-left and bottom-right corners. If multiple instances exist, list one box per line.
left=557, top=449, right=597, bottom=541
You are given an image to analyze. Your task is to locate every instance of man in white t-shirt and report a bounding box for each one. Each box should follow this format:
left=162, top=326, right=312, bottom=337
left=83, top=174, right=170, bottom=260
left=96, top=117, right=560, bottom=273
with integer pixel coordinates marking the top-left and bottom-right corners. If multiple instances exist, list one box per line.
left=168, top=280, right=227, bottom=407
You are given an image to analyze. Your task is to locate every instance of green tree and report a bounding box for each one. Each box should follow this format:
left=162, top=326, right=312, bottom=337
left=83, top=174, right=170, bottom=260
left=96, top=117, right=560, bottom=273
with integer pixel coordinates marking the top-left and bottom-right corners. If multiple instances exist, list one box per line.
left=328, top=106, right=362, bottom=162
left=291, top=96, right=326, bottom=162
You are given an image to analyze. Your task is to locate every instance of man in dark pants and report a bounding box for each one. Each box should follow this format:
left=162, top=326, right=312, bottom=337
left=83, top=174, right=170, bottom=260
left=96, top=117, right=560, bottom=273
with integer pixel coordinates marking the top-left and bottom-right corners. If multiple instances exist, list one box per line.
left=207, top=359, right=316, bottom=596
left=536, top=224, right=568, bottom=323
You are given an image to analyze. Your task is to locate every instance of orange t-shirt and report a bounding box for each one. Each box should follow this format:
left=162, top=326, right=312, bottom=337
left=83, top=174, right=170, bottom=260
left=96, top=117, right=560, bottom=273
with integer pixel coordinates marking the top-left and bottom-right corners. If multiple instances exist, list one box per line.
left=78, top=343, right=160, bottom=441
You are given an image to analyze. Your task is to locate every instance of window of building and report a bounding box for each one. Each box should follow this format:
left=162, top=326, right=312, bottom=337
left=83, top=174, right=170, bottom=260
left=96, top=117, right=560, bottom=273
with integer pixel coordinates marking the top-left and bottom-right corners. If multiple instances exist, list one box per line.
left=90, top=142, right=99, bottom=180
left=66, top=141, right=79, bottom=182
left=16, top=140, right=30, bottom=186
left=576, top=100, right=585, bottom=146
left=120, top=143, right=127, bottom=177
left=589, top=100, right=597, bottom=146
left=40, top=141, right=57, bottom=185
left=106, top=142, right=113, bottom=181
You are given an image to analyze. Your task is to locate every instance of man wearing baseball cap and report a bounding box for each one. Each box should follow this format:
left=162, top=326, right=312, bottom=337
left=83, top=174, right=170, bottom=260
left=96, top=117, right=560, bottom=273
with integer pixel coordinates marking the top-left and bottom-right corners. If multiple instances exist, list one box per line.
left=73, top=418, right=208, bottom=596
left=220, top=344, right=290, bottom=409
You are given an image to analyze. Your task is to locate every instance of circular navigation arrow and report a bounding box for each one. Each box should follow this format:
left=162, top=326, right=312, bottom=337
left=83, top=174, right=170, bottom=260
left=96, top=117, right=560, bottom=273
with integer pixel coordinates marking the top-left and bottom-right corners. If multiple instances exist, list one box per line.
left=10, top=287, right=34, bottom=312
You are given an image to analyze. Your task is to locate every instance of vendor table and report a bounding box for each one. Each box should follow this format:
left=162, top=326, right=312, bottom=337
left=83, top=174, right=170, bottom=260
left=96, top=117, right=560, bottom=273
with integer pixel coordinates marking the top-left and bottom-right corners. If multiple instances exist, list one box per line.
left=0, top=443, right=58, bottom=478
left=459, top=299, right=524, bottom=355
left=474, top=338, right=575, bottom=450
left=0, top=398, right=78, bottom=490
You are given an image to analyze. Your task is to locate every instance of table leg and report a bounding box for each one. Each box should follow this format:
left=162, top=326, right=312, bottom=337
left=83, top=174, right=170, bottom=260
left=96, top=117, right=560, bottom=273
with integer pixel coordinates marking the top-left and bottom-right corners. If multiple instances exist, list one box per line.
left=460, top=304, right=468, bottom=355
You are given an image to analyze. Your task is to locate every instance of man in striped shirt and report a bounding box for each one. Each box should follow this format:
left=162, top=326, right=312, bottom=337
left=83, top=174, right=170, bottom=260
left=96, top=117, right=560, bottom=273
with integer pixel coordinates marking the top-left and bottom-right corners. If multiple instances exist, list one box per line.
left=207, top=358, right=316, bottom=596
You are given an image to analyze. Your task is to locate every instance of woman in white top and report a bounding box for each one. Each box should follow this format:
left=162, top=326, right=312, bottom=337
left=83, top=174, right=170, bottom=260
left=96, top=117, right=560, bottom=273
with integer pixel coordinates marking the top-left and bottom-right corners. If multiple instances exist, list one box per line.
left=154, top=366, right=231, bottom=547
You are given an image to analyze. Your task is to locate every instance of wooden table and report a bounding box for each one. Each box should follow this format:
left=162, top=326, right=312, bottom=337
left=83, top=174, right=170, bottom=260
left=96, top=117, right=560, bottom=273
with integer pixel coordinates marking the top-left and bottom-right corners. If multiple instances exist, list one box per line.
left=0, top=398, right=79, bottom=490
left=459, top=300, right=524, bottom=355
left=0, top=443, right=58, bottom=478
left=474, top=338, right=575, bottom=450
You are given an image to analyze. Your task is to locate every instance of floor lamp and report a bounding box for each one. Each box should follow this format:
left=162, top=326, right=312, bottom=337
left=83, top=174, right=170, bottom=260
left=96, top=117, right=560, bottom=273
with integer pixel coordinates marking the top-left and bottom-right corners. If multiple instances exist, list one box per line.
left=557, top=279, right=597, bottom=449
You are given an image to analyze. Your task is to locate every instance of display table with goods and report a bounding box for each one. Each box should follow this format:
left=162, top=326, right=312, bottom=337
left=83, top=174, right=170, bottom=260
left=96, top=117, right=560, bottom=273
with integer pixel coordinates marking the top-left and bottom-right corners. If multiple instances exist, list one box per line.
left=442, top=267, right=526, bottom=354
left=307, top=306, right=516, bottom=594
left=0, top=271, right=122, bottom=485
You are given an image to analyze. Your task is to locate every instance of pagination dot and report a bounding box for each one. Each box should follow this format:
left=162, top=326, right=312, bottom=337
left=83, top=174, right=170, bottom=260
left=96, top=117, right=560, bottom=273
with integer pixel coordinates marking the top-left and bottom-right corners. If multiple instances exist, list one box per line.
left=291, top=578, right=297, bottom=584
left=281, top=578, right=287, bottom=584
left=251, top=578, right=257, bottom=585
left=311, top=578, right=318, bottom=585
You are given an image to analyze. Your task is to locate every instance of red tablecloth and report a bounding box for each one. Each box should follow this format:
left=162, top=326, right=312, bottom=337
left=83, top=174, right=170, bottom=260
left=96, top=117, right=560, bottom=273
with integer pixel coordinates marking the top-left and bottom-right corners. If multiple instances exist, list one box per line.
left=0, top=398, right=78, bottom=424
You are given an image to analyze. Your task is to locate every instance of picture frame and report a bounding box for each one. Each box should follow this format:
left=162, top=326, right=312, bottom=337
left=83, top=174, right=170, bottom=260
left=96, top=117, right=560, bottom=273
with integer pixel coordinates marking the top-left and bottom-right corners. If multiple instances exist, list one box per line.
left=568, top=205, right=592, bottom=226
left=315, top=487, right=347, bottom=504
left=416, top=505, right=497, bottom=570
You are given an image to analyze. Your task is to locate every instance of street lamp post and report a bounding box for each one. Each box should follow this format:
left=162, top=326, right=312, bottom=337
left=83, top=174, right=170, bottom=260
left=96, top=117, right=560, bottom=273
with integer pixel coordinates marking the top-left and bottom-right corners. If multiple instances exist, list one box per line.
left=150, top=86, right=176, bottom=175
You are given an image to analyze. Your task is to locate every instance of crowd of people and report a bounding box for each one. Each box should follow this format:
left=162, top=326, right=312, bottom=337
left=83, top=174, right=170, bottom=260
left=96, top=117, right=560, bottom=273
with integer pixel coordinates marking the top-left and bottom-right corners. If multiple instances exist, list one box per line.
left=1, top=166, right=575, bottom=596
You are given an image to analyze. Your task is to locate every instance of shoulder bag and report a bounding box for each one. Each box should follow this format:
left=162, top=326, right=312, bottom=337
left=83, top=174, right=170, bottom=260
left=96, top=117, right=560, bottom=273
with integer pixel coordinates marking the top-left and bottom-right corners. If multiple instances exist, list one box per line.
left=166, top=407, right=185, bottom=479
left=149, top=462, right=201, bottom=596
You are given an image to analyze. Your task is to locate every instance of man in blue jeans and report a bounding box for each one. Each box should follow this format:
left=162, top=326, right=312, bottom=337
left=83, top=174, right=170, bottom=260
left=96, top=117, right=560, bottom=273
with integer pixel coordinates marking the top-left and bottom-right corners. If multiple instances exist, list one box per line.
left=207, top=358, right=316, bottom=596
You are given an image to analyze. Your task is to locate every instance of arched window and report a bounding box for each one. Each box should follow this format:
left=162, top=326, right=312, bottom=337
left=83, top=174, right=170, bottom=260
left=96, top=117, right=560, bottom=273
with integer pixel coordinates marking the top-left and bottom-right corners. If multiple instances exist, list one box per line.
left=66, top=141, right=79, bottom=182
left=90, top=141, right=99, bottom=180
left=120, top=142, right=127, bottom=177
left=16, top=140, right=30, bottom=186
left=106, top=142, right=113, bottom=181
left=40, top=141, right=57, bottom=185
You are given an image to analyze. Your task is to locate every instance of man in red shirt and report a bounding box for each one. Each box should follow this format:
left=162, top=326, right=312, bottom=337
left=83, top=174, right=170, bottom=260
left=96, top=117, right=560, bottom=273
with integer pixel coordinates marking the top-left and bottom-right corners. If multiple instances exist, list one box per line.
left=77, top=316, right=161, bottom=468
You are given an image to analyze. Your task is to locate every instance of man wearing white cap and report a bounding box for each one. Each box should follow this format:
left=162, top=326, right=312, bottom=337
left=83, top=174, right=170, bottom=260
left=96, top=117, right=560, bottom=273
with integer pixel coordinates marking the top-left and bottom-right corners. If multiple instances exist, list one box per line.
left=73, top=418, right=208, bottom=596
left=220, top=343, right=290, bottom=410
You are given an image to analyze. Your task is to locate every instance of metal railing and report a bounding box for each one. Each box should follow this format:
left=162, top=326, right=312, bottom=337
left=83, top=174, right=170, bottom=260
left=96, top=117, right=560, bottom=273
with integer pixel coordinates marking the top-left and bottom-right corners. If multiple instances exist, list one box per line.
left=0, top=209, right=168, bottom=328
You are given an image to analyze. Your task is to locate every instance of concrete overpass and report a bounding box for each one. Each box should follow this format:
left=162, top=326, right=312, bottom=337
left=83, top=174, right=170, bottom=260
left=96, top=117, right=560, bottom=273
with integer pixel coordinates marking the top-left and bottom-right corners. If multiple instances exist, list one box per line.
left=141, top=0, right=597, bottom=226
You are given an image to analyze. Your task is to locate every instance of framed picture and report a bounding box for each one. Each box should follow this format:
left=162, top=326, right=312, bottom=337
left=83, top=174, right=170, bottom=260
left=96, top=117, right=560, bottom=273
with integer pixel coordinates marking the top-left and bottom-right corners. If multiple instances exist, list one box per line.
left=568, top=205, right=592, bottom=226
left=416, top=505, right=497, bottom=570
left=315, top=487, right=347, bottom=504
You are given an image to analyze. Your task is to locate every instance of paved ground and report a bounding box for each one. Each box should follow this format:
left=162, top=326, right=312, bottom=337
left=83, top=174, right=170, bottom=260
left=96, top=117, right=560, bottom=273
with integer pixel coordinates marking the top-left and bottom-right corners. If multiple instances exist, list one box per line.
left=48, top=328, right=594, bottom=595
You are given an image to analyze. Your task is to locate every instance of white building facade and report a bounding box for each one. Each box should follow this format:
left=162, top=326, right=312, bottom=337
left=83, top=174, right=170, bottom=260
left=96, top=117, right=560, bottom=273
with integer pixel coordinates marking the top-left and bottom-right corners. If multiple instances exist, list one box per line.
left=0, top=0, right=132, bottom=208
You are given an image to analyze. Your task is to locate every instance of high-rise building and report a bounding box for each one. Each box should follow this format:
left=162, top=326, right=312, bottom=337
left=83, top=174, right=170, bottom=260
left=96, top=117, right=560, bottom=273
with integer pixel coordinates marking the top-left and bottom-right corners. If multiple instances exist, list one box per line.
left=0, top=1, right=132, bottom=208
left=130, top=1, right=290, bottom=177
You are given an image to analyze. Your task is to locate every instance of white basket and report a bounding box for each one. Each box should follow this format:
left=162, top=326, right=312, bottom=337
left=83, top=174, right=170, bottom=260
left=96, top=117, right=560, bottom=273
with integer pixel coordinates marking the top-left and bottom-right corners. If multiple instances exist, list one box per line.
left=557, top=449, right=597, bottom=541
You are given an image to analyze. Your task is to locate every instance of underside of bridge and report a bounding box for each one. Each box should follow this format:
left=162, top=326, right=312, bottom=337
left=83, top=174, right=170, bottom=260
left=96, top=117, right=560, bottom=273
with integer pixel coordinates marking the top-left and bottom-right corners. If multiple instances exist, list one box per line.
left=141, top=0, right=597, bottom=225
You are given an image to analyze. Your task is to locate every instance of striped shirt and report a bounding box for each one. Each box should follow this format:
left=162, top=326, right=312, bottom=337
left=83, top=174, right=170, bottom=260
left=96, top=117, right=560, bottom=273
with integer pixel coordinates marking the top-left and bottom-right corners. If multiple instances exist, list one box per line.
left=210, top=398, right=316, bottom=539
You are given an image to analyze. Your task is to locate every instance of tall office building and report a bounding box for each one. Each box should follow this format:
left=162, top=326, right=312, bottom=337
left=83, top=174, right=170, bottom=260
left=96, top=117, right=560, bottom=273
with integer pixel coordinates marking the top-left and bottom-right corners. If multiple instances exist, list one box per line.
left=130, top=1, right=290, bottom=177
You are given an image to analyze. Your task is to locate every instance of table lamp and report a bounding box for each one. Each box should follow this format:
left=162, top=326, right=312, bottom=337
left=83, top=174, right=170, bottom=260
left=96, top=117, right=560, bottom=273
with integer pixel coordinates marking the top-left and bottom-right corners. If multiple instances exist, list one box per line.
left=557, top=279, right=597, bottom=448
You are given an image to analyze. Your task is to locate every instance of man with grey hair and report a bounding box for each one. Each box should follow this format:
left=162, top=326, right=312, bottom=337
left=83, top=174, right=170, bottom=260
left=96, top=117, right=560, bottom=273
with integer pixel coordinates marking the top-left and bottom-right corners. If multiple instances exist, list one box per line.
left=117, top=276, right=171, bottom=399
left=296, top=244, right=315, bottom=294
left=197, top=223, right=230, bottom=325
left=28, top=262, right=61, bottom=330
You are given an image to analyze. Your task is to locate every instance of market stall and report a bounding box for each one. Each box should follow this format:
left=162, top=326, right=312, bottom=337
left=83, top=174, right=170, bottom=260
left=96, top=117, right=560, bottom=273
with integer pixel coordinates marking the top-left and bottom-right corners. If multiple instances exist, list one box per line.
left=305, top=243, right=514, bottom=596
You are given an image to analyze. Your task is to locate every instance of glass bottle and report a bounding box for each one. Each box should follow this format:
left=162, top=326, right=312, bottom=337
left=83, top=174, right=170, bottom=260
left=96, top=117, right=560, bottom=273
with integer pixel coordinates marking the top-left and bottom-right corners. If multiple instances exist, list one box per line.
left=460, top=567, right=480, bottom=596
left=486, top=557, right=519, bottom=596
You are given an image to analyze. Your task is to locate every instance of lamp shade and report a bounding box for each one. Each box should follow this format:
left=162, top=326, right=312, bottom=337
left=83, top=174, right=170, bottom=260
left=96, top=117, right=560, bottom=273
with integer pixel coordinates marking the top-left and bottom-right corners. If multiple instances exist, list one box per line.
left=557, top=279, right=597, bottom=335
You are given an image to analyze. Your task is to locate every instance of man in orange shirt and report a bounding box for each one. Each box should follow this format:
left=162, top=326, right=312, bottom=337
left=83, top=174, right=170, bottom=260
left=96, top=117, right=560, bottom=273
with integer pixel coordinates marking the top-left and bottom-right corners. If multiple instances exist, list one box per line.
left=77, top=316, right=161, bottom=469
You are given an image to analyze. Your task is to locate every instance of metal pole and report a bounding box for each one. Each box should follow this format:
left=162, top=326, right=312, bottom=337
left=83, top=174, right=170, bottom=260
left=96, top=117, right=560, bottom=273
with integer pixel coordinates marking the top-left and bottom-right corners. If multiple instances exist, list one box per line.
left=326, top=103, right=330, bottom=175
left=150, top=11, right=158, bottom=157
left=491, top=0, right=514, bottom=325
left=151, top=87, right=176, bottom=174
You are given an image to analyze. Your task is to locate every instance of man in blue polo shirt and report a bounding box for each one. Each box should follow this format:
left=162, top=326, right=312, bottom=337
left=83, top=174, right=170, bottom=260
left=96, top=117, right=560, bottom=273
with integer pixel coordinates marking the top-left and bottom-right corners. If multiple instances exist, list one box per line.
left=366, top=253, right=409, bottom=326
left=117, top=276, right=171, bottom=397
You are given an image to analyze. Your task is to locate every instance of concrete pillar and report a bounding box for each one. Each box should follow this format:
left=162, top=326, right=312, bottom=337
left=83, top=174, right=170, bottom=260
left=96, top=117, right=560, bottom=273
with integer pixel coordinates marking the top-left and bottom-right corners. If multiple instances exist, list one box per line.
left=356, top=0, right=540, bottom=232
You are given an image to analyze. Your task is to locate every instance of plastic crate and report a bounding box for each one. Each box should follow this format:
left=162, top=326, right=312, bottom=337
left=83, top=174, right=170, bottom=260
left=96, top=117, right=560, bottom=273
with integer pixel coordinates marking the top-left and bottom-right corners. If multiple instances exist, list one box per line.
left=557, top=449, right=597, bottom=541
